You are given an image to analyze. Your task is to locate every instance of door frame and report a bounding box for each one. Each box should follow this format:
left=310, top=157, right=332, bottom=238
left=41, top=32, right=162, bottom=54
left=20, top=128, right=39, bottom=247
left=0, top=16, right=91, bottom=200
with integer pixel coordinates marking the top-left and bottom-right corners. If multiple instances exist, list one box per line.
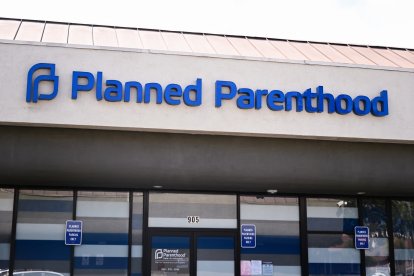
left=146, top=228, right=238, bottom=276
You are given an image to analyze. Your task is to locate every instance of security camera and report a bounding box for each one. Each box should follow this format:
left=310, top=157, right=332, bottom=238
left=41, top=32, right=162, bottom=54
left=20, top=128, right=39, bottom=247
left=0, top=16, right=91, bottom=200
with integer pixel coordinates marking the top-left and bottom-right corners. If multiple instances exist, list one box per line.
left=337, top=200, right=345, bottom=207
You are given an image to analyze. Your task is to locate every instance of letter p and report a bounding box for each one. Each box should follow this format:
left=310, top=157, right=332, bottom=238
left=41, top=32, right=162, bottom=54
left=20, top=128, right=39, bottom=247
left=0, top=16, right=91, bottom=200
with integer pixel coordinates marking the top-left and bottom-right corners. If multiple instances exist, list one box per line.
left=215, top=80, right=237, bottom=107
left=26, top=63, right=59, bottom=103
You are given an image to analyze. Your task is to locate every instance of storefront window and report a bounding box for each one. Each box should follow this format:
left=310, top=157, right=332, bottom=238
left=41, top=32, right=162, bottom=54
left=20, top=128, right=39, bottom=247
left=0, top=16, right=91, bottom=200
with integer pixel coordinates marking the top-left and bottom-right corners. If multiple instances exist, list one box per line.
left=74, top=191, right=129, bottom=276
left=392, top=200, right=414, bottom=276
left=240, top=196, right=301, bottom=275
left=362, top=199, right=390, bottom=276
left=307, top=198, right=360, bottom=276
left=6, top=188, right=414, bottom=276
left=197, top=235, right=234, bottom=276
left=131, top=192, right=143, bottom=276
left=14, top=190, right=73, bottom=276
left=149, top=193, right=237, bottom=229
left=0, top=189, right=14, bottom=272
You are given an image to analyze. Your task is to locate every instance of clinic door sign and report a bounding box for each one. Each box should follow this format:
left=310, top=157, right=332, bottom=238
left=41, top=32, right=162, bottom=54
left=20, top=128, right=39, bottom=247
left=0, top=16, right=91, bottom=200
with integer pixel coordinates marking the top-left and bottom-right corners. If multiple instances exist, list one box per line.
left=153, top=248, right=190, bottom=274
left=65, top=220, right=83, bottom=245
left=241, top=224, right=256, bottom=248
left=354, top=226, right=369, bottom=249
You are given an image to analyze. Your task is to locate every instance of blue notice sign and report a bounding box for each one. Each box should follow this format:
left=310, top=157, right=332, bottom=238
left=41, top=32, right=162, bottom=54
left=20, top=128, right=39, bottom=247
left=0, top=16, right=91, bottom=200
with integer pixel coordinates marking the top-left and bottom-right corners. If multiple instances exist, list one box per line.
left=354, top=226, right=369, bottom=249
left=65, top=220, right=82, bottom=245
left=241, top=224, right=256, bottom=248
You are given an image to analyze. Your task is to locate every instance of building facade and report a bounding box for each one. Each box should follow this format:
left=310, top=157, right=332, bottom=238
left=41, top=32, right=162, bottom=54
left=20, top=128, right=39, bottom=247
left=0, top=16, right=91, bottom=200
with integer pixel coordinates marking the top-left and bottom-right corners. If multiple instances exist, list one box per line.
left=0, top=18, right=414, bottom=276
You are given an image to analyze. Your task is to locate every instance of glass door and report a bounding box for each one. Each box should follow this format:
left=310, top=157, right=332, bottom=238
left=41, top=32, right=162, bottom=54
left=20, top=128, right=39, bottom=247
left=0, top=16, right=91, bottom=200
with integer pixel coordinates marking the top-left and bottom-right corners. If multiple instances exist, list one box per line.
left=149, top=230, right=236, bottom=276
left=151, top=233, right=191, bottom=275
left=196, top=234, right=235, bottom=276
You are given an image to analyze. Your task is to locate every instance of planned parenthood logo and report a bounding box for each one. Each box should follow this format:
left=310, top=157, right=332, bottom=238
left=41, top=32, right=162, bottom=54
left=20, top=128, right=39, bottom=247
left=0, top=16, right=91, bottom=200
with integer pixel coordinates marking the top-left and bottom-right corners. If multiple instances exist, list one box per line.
left=26, top=63, right=59, bottom=103
left=155, top=249, right=163, bottom=260
left=154, top=248, right=187, bottom=261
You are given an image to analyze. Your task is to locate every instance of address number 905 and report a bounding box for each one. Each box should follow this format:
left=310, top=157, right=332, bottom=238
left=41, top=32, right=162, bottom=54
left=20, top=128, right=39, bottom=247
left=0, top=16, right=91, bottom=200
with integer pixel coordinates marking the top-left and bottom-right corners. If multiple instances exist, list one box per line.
left=187, top=216, right=200, bottom=224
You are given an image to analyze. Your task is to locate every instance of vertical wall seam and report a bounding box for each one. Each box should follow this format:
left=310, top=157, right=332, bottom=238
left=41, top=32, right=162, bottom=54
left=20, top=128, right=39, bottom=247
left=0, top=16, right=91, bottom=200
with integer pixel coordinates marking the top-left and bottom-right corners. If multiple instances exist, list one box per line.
left=127, top=191, right=133, bottom=276
left=8, top=188, right=19, bottom=275
left=299, top=197, right=309, bottom=276
left=357, top=198, right=366, bottom=275
left=386, top=199, right=396, bottom=276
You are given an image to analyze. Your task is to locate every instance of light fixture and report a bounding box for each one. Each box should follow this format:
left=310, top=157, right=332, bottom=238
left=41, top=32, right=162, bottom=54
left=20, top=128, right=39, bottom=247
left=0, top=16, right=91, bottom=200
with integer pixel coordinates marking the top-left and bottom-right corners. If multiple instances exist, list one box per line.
left=266, top=189, right=278, bottom=194
left=357, top=192, right=366, bottom=195
left=153, top=185, right=163, bottom=189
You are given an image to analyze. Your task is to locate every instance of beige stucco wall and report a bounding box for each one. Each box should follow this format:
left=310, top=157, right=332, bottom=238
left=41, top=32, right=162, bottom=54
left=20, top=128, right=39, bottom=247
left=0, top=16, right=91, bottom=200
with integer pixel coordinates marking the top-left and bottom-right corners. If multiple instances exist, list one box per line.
left=0, top=42, right=413, bottom=143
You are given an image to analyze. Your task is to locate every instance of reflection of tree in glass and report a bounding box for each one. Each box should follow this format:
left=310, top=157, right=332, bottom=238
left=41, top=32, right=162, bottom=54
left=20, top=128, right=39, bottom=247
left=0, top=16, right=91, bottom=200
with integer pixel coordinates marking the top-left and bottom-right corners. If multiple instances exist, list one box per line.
left=362, top=200, right=391, bottom=272
left=393, top=201, right=414, bottom=276
left=363, top=200, right=388, bottom=238
left=393, top=201, right=414, bottom=246
left=333, top=234, right=353, bottom=248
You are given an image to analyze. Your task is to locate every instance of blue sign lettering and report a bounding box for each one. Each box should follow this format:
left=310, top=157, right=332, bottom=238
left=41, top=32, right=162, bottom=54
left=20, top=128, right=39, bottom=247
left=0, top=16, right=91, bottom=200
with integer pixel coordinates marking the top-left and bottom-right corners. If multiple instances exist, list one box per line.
left=71, top=69, right=202, bottom=106
left=215, top=81, right=388, bottom=117
left=26, top=63, right=389, bottom=117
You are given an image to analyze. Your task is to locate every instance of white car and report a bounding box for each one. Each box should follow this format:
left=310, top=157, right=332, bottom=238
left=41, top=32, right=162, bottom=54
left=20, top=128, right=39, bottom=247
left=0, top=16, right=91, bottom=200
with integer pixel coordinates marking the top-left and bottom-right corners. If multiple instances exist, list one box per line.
left=0, top=270, right=64, bottom=276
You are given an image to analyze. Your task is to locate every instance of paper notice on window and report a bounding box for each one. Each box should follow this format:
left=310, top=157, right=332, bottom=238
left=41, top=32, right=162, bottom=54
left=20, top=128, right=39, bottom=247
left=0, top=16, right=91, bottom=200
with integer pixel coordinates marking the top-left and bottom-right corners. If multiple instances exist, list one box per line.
left=262, top=262, right=273, bottom=275
left=251, top=260, right=262, bottom=275
left=241, top=260, right=252, bottom=275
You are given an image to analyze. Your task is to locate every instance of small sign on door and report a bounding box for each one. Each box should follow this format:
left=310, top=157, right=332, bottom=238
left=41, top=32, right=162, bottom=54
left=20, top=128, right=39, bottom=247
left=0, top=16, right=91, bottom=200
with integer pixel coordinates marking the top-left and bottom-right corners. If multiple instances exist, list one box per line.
left=65, top=220, right=83, bottom=245
left=354, top=226, right=369, bottom=249
left=241, top=224, right=256, bottom=248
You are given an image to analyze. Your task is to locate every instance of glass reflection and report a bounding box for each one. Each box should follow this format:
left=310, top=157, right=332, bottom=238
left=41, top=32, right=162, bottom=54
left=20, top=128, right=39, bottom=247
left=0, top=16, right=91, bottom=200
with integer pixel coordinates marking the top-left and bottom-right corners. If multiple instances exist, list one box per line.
left=74, top=191, right=129, bottom=276
left=307, top=198, right=360, bottom=276
left=307, top=198, right=358, bottom=232
left=393, top=200, right=414, bottom=276
left=14, top=190, right=73, bottom=275
left=132, top=193, right=143, bottom=276
left=0, top=189, right=14, bottom=272
left=240, top=196, right=301, bottom=275
left=362, top=199, right=390, bottom=276
left=197, top=236, right=234, bottom=276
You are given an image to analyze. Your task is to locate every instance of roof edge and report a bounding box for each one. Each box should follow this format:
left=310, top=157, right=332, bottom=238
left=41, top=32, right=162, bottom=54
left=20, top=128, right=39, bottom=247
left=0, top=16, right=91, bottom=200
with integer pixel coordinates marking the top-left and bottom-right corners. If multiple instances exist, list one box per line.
left=1, top=16, right=413, bottom=52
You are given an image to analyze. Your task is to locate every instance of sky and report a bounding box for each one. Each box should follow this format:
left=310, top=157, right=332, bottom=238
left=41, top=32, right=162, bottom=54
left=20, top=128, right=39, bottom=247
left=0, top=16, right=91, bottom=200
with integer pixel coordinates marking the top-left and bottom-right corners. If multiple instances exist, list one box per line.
left=2, top=0, right=413, bottom=49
